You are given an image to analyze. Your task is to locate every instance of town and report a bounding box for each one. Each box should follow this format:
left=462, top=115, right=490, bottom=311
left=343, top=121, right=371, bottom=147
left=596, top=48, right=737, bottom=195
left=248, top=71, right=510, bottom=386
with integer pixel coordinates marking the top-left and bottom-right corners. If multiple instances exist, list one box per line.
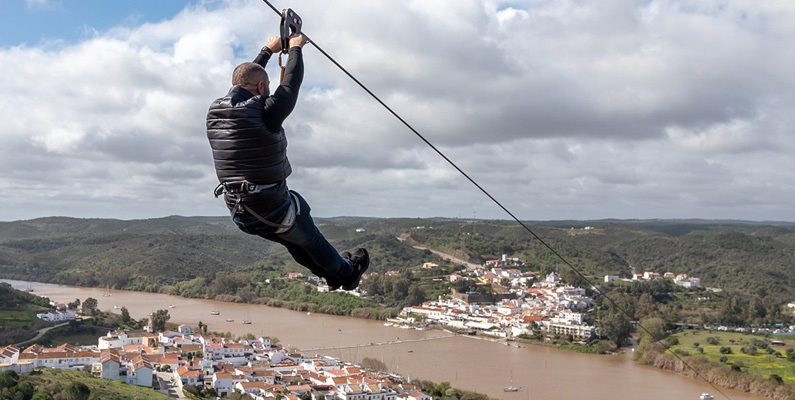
left=1, top=323, right=428, bottom=400
left=0, top=257, right=715, bottom=399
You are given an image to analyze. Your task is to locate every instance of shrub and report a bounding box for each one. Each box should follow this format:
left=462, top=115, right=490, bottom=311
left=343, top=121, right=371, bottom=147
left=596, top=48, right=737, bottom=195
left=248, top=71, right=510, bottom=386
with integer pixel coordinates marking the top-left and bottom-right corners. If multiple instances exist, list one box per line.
left=752, top=338, right=769, bottom=349
left=706, top=336, right=719, bottom=345
left=719, top=356, right=728, bottom=363
left=666, top=337, right=680, bottom=346
left=719, top=346, right=733, bottom=354
left=693, top=342, right=700, bottom=348
left=741, top=346, right=757, bottom=356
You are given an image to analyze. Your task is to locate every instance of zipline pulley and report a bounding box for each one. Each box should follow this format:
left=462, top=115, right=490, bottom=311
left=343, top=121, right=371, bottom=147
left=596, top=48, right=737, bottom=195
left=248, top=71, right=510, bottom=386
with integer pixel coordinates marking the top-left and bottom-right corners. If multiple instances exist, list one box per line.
left=278, top=8, right=302, bottom=83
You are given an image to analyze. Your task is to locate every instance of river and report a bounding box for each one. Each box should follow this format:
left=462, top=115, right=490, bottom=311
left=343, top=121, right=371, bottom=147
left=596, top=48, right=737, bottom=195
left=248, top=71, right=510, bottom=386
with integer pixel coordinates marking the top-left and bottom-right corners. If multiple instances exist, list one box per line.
left=3, top=279, right=765, bottom=400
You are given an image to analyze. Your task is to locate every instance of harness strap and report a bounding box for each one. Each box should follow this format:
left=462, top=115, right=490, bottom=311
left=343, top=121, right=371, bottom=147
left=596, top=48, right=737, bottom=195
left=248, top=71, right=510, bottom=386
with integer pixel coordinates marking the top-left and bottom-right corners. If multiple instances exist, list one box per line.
left=214, top=181, right=300, bottom=233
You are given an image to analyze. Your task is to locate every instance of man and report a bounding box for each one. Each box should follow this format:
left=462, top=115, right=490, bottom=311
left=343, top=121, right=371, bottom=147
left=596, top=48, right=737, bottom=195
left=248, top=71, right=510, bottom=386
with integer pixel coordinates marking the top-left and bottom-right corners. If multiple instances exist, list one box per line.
left=206, top=33, right=368, bottom=291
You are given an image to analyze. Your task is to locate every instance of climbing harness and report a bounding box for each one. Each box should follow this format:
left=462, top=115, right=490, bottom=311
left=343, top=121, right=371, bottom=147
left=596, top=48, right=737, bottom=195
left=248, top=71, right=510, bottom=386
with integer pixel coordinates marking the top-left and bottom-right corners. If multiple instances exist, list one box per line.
left=278, top=8, right=302, bottom=83
left=214, top=181, right=300, bottom=234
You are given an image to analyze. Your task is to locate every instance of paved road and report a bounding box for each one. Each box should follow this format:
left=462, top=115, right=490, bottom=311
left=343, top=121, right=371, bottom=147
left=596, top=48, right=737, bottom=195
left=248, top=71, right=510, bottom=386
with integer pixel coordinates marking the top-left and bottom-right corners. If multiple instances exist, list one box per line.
left=14, top=321, right=71, bottom=347
left=155, top=371, right=190, bottom=399
left=396, top=237, right=481, bottom=269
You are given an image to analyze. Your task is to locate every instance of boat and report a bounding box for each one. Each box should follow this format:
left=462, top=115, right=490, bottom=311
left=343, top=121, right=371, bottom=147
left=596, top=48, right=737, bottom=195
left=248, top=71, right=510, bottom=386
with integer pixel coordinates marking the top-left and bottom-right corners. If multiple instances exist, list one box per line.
left=226, top=319, right=234, bottom=322
left=699, top=394, right=714, bottom=400
left=241, top=320, right=252, bottom=325
left=113, top=306, right=120, bottom=309
left=210, top=311, right=220, bottom=315
left=168, top=305, right=175, bottom=308
left=242, top=311, right=252, bottom=324
left=504, top=372, right=520, bottom=392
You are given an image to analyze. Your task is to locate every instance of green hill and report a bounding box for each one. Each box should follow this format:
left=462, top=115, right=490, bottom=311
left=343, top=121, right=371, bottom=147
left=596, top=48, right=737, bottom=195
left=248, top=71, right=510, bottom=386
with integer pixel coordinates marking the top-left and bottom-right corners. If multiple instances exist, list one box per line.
left=0, top=283, right=53, bottom=344
left=0, top=368, right=170, bottom=400
left=1, top=216, right=794, bottom=300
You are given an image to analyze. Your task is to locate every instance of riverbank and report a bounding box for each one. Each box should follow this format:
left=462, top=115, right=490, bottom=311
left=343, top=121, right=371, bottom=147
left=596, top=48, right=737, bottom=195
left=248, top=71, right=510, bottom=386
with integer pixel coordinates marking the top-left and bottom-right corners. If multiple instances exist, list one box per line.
left=635, top=330, right=795, bottom=400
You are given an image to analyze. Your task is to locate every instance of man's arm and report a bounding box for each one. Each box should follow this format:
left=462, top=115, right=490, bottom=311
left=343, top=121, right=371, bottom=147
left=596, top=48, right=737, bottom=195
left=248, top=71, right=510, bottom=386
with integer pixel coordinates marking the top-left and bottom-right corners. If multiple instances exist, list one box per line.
left=262, top=34, right=306, bottom=132
left=253, top=36, right=281, bottom=67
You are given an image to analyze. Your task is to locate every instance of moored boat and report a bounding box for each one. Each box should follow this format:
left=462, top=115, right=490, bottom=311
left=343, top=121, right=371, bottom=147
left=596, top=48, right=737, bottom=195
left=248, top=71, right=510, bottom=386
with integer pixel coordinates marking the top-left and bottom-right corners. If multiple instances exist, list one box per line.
left=699, top=394, right=714, bottom=400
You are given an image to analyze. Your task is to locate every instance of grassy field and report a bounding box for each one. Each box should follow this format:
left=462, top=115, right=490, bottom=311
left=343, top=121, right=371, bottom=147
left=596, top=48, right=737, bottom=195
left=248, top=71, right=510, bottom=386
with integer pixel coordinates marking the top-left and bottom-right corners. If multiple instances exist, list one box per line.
left=23, top=368, right=171, bottom=399
left=0, top=304, right=51, bottom=344
left=669, top=330, right=795, bottom=383
left=0, top=305, right=49, bottom=328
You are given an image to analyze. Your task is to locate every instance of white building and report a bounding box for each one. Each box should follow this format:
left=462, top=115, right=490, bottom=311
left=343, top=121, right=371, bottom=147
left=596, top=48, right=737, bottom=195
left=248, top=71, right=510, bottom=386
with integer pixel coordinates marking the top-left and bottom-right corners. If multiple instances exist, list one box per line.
left=98, top=330, right=143, bottom=350
left=36, top=309, right=76, bottom=322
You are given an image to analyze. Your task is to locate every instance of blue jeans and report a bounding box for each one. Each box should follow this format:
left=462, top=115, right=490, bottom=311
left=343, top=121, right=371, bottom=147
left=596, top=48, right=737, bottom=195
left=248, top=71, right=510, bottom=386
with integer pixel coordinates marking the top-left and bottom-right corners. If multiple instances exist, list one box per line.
left=232, top=190, right=353, bottom=283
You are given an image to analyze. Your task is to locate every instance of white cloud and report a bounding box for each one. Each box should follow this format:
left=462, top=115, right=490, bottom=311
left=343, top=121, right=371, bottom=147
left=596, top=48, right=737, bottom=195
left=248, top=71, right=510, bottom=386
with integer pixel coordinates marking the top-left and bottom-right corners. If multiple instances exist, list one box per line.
left=0, top=0, right=794, bottom=221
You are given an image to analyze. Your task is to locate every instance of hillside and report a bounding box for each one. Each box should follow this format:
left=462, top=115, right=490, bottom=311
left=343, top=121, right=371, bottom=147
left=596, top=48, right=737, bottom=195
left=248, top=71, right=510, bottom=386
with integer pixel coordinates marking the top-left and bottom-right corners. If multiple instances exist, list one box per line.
left=1, top=217, right=794, bottom=299
left=0, top=283, right=53, bottom=344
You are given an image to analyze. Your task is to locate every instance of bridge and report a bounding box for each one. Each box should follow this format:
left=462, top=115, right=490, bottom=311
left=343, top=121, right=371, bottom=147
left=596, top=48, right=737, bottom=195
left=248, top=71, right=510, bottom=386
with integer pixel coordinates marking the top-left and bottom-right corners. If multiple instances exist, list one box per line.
left=300, top=334, right=458, bottom=352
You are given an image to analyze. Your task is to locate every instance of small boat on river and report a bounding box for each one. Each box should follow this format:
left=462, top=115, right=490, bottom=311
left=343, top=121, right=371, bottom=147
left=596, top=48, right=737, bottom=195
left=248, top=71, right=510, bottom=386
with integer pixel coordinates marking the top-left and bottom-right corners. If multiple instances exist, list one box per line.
left=503, top=386, right=520, bottom=392
left=699, top=394, right=714, bottom=400
left=210, top=311, right=220, bottom=315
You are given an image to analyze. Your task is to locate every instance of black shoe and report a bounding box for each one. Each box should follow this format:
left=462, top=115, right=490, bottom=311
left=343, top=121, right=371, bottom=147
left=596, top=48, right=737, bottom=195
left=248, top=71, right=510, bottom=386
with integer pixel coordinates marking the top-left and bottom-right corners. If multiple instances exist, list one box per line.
left=327, top=252, right=352, bottom=291
left=326, top=277, right=342, bottom=291
left=343, top=248, right=369, bottom=290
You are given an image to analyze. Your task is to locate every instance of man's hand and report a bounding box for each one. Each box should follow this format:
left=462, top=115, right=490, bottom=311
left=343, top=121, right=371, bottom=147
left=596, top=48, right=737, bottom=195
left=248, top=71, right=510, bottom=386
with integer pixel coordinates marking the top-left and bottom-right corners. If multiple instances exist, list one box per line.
left=266, top=36, right=281, bottom=53
left=289, top=33, right=307, bottom=49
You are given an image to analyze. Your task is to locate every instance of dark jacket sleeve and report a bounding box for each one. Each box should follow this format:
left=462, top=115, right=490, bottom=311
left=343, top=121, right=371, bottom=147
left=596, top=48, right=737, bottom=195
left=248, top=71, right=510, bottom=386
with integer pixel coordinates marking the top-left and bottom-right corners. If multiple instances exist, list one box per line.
left=262, top=47, right=304, bottom=132
left=253, top=46, right=272, bottom=67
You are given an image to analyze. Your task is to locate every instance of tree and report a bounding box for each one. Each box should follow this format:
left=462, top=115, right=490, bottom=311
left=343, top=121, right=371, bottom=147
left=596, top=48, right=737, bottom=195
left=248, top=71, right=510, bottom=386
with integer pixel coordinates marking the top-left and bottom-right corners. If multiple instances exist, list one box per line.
left=599, top=309, right=631, bottom=346
left=16, top=381, right=34, bottom=398
left=406, top=285, right=426, bottom=306
left=120, top=307, right=131, bottom=324
left=63, top=382, right=91, bottom=400
left=0, top=370, right=19, bottom=389
left=151, top=309, right=171, bottom=332
left=81, top=297, right=98, bottom=316
left=361, top=357, right=388, bottom=373
left=32, top=392, right=54, bottom=400
left=67, top=298, right=81, bottom=310
left=638, top=317, right=667, bottom=343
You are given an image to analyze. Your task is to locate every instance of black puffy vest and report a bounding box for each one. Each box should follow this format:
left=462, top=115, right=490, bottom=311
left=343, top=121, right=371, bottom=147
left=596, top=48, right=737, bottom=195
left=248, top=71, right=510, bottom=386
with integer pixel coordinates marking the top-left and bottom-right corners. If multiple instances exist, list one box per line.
left=206, top=86, right=292, bottom=185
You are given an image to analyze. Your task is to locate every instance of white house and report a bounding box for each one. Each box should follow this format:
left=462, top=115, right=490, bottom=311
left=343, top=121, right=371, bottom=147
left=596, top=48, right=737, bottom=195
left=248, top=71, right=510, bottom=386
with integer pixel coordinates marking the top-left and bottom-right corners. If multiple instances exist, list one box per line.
left=127, top=356, right=154, bottom=387
left=98, top=330, right=143, bottom=350
left=212, top=372, right=235, bottom=397
left=36, top=309, right=76, bottom=322
left=0, top=346, right=20, bottom=364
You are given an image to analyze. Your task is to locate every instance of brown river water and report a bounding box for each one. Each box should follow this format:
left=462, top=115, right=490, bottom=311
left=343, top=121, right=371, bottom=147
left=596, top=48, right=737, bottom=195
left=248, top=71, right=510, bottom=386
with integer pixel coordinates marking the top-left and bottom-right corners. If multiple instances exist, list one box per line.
left=3, top=280, right=765, bottom=400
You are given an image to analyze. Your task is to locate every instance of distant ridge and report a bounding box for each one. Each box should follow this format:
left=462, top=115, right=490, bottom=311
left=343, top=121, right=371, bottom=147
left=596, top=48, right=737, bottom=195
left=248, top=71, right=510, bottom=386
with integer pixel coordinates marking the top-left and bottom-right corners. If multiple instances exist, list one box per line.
left=1, top=216, right=794, bottom=299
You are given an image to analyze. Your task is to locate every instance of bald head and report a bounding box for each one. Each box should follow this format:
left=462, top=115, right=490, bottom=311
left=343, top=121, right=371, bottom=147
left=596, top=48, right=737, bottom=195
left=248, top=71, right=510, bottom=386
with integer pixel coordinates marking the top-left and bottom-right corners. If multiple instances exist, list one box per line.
left=232, top=62, right=269, bottom=95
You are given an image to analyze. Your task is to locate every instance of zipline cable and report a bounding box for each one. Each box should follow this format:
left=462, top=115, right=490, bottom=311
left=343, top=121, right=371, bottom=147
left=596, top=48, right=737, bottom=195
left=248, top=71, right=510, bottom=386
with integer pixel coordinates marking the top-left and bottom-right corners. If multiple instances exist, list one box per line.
left=259, top=2, right=734, bottom=398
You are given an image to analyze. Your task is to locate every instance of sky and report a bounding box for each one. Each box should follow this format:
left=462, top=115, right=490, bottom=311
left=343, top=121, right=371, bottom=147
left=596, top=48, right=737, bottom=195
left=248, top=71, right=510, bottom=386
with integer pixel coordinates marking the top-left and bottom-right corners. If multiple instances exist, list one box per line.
left=0, top=0, right=793, bottom=222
